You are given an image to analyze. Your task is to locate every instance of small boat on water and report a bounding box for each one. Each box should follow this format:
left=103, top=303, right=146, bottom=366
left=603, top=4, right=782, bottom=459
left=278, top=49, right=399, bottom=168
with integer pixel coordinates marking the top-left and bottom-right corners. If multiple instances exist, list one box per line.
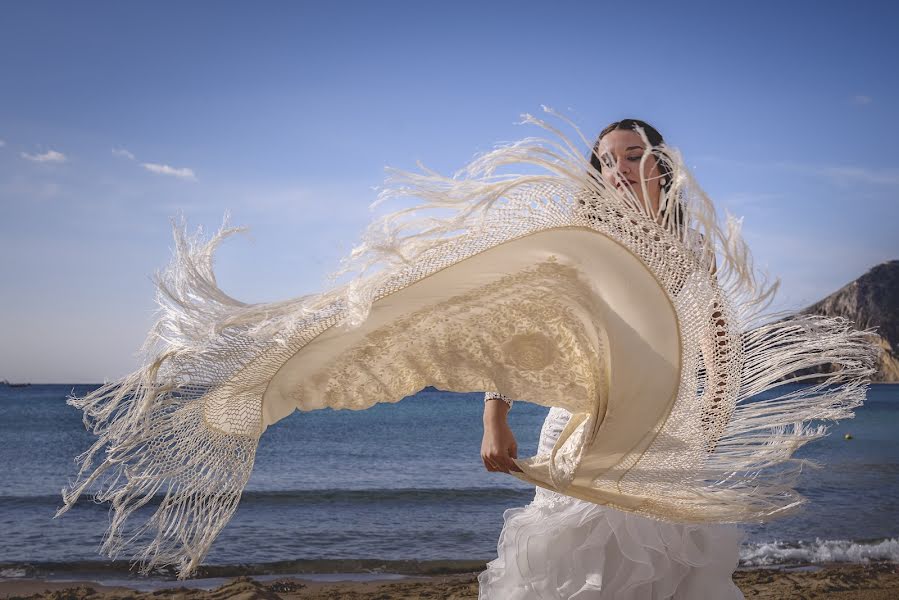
left=1, top=380, right=31, bottom=388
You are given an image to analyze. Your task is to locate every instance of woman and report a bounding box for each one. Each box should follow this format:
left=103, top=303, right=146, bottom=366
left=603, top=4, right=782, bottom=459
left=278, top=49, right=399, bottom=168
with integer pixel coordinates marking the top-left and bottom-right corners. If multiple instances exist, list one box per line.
left=59, top=111, right=872, bottom=582
left=479, top=119, right=746, bottom=599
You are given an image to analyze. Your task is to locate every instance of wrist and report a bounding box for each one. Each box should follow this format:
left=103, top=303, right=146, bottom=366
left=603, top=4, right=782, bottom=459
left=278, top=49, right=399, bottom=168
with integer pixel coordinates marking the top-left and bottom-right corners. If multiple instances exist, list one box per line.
left=484, top=392, right=513, bottom=409
left=483, top=400, right=510, bottom=425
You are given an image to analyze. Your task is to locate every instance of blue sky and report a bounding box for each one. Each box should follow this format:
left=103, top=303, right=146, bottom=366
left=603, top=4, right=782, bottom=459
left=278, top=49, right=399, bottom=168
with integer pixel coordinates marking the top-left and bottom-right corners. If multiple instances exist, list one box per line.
left=1, top=1, right=896, bottom=382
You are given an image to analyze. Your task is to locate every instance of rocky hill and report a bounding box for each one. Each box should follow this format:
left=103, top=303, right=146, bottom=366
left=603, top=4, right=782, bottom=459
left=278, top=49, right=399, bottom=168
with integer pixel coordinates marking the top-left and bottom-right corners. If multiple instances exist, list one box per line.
left=798, top=260, right=899, bottom=382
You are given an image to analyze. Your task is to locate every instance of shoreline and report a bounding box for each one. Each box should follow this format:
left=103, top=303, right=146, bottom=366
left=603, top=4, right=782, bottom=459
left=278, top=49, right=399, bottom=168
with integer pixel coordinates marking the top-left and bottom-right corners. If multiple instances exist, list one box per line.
left=2, top=536, right=897, bottom=579
left=2, top=563, right=898, bottom=599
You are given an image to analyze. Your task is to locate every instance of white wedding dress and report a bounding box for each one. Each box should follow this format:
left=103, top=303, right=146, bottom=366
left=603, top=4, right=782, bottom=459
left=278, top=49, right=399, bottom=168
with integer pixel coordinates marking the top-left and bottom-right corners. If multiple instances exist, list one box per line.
left=478, top=406, right=746, bottom=599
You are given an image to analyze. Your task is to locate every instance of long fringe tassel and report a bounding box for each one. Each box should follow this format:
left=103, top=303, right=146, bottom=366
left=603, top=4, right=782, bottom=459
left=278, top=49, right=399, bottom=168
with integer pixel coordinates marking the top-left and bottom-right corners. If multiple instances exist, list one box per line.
left=57, top=216, right=267, bottom=577
left=58, top=109, right=880, bottom=577
left=337, top=108, right=879, bottom=521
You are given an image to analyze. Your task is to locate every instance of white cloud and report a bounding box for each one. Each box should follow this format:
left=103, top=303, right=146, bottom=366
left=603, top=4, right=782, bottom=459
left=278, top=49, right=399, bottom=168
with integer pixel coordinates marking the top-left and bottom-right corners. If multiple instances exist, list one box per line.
left=0, top=139, right=6, bottom=147
left=720, top=191, right=785, bottom=208
left=696, top=155, right=899, bottom=187
left=851, top=95, right=872, bottom=105
left=820, top=166, right=899, bottom=185
left=20, top=149, right=67, bottom=163
left=112, top=148, right=135, bottom=160
left=141, top=162, right=197, bottom=181
left=740, top=228, right=892, bottom=306
left=778, top=162, right=899, bottom=186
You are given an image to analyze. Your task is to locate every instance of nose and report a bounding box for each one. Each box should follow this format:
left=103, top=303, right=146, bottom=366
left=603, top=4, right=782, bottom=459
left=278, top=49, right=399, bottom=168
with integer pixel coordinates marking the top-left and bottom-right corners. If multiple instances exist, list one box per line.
left=616, top=157, right=632, bottom=177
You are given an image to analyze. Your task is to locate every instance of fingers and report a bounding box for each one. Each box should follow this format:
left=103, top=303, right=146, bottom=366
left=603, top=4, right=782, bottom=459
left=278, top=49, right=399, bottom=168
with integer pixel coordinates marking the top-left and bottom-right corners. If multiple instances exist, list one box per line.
left=508, top=446, right=523, bottom=473
left=482, top=455, right=501, bottom=472
left=507, top=443, right=522, bottom=473
left=481, top=429, right=522, bottom=473
left=482, top=451, right=520, bottom=474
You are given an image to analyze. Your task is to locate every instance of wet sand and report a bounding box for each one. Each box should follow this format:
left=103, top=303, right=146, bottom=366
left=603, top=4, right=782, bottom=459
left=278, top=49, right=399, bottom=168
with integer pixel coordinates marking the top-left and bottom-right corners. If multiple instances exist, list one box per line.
left=2, top=563, right=898, bottom=599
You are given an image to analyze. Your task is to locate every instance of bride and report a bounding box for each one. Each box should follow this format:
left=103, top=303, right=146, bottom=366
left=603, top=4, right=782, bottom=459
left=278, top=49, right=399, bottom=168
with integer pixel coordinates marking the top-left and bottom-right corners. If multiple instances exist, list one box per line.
left=479, top=119, right=746, bottom=599
left=58, top=107, right=872, bottom=582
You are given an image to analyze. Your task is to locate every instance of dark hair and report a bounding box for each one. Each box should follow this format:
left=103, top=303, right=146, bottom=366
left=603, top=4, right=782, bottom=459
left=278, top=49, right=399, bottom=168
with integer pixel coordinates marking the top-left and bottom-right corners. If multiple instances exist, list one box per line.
left=586, top=118, right=684, bottom=233
left=589, top=118, right=672, bottom=191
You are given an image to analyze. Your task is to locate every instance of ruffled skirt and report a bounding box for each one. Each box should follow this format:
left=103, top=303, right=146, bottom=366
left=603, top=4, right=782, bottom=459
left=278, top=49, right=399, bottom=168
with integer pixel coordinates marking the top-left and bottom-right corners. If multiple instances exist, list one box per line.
left=478, top=407, right=746, bottom=599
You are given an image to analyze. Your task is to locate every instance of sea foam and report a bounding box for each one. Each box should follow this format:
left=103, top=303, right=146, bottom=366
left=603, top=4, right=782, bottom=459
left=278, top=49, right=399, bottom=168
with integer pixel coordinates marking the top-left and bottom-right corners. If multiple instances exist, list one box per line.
left=740, top=537, right=899, bottom=566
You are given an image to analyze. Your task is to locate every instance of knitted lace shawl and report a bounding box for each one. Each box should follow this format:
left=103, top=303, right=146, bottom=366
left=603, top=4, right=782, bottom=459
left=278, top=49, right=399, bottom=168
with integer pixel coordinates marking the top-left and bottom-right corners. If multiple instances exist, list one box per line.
left=58, top=111, right=879, bottom=578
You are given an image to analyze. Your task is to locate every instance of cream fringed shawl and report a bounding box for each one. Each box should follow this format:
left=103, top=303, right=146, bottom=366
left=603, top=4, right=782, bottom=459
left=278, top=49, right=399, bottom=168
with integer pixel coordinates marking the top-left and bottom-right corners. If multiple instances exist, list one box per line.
left=57, top=112, right=879, bottom=578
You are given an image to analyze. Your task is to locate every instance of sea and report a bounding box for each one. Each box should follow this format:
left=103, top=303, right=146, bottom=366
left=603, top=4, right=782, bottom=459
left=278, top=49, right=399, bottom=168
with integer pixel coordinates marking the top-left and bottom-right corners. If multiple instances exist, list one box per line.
left=1, top=383, right=897, bottom=582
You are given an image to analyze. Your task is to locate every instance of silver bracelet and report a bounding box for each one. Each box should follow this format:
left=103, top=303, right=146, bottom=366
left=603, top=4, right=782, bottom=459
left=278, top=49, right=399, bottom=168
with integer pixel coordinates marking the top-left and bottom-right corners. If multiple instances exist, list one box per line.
left=484, top=391, right=513, bottom=409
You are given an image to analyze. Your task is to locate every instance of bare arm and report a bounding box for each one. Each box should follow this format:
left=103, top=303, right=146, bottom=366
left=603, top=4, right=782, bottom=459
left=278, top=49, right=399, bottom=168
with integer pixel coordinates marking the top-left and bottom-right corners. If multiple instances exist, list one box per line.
left=481, top=394, right=522, bottom=473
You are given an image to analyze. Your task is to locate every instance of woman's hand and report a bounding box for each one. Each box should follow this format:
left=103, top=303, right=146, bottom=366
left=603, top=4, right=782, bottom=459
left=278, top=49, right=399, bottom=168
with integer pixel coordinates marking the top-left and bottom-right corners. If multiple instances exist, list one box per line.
left=482, top=400, right=523, bottom=473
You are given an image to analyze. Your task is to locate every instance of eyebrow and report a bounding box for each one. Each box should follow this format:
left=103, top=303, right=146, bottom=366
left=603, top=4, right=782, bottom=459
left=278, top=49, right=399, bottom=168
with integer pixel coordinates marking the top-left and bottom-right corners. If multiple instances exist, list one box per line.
left=625, top=146, right=644, bottom=151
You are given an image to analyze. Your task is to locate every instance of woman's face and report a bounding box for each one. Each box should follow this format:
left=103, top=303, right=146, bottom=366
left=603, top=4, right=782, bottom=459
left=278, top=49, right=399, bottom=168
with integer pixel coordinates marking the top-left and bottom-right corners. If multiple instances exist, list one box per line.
left=595, top=128, right=662, bottom=215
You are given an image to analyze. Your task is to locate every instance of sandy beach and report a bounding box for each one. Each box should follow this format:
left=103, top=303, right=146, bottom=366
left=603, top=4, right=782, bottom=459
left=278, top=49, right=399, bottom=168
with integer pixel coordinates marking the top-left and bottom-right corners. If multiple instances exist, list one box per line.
left=2, top=563, right=898, bottom=599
